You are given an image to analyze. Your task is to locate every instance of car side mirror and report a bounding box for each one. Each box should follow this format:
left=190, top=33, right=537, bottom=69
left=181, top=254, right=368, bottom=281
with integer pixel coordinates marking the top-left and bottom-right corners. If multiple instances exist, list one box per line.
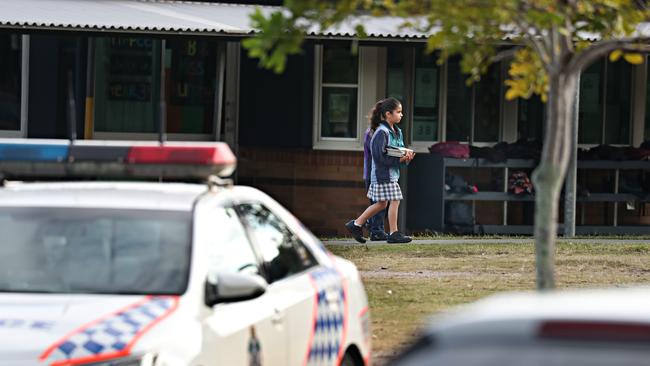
left=205, top=272, right=268, bottom=307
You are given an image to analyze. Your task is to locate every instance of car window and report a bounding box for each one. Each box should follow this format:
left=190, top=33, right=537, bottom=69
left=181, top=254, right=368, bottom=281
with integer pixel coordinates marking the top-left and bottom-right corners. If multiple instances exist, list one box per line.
left=206, top=207, right=260, bottom=276
left=236, top=202, right=317, bottom=282
left=0, top=207, right=191, bottom=294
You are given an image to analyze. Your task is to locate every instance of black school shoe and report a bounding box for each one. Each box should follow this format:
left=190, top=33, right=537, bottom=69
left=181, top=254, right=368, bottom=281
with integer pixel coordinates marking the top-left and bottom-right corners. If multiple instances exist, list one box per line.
left=387, top=231, right=412, bottom=243
left=370, top=231, right=389, bottom=241
left=345, top=220, right=366, bottom=243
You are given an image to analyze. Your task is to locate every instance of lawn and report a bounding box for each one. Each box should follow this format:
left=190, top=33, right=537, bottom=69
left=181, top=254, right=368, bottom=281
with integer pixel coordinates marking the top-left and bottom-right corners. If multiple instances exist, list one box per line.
left=327, top=242, right=650, bottom=364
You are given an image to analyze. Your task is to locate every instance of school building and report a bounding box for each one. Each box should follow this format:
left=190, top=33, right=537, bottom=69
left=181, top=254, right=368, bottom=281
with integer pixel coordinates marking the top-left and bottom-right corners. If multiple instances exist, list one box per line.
left=1, top=0, right=649, bottom=236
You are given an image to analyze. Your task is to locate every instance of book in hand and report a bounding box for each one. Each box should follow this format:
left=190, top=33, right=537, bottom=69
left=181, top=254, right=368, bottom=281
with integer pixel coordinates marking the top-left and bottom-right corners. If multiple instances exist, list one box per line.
left=386, top=145, right=413, bottom=158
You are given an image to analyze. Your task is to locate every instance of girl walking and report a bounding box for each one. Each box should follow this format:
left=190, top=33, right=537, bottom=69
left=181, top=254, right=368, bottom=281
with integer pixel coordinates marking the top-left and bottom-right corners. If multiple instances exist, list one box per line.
left=345, top=97, right=414, bottom=243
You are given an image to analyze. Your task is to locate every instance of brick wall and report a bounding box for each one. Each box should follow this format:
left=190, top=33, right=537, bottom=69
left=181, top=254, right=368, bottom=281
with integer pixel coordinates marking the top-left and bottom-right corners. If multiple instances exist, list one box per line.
left=237, top=147, right=369, bottom=237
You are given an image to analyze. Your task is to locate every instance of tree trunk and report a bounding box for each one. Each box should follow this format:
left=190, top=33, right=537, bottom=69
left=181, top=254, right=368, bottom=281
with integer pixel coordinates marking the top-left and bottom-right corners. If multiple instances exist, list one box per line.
left=532, top=70, right=579, bottom=290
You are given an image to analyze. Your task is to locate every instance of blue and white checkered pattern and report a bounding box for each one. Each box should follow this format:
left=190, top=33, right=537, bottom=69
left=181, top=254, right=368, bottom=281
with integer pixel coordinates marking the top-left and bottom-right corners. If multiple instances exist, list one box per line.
left=44, top=296, right=175, bottom=363
left=307, top=268, right=347, bottom=366
left=367, top=181, right=403, bottom=201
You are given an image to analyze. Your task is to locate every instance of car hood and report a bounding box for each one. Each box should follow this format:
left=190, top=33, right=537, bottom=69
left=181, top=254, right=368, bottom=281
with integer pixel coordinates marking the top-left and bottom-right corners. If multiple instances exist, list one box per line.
left=0, top=293, right=178, bottom=365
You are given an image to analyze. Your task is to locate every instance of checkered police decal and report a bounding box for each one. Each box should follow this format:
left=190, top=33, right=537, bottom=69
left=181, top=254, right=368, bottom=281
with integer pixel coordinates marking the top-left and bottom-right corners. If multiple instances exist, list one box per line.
left=305, top=267, right=348, bottom=366
left=40, top=296, right=178, bottom=365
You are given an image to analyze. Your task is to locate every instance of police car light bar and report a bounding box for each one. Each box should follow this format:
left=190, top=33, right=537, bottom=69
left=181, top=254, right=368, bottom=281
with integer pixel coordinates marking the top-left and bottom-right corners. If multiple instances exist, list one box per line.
left=0, top=139, right=236, bottom=180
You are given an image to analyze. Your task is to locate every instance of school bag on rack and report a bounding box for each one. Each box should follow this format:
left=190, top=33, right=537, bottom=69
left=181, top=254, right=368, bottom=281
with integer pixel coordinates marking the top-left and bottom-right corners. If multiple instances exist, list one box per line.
left=428, top=141, right=470, bottom=159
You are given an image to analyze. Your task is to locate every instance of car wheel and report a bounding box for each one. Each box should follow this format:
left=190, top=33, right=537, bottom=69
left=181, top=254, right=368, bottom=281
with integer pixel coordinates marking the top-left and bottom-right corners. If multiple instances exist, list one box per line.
left=340, top=351, right=359, bottom=366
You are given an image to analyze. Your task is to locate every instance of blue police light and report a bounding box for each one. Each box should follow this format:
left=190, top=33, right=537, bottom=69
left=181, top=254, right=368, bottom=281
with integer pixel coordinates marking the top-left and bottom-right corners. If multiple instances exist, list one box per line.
left=0, top=139, right=69, bottom=162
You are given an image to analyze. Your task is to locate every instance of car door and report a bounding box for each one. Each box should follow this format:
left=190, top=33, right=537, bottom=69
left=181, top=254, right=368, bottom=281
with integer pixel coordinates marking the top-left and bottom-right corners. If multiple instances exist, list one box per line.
left=236, top=202, right=339, bottom=366
left=201, top=205, right=287, bottom=366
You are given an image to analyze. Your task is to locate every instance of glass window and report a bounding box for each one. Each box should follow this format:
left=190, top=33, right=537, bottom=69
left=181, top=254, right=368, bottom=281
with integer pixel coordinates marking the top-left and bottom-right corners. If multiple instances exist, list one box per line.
left=386, top=48, right=406, bottom=103
left=237, top=203, right=317, bottom=283
left=413, top=50, right=440, bottom=142
left=645, top=59, right=650, bottom=140
left=446, top=59, right=501, bottom=143
left=605, top=60, right=631, bottom=144
left=94, top=37, right=162, bottom=133
left=518, top=96, right=545, bottom=141
left=0, top=207, right=191, bottom=294
left=578, top=59, right=631, bottom=145
left=320, top=44, right=358, bottom=138
left=579, top=60, right=604, bottom=144
left=446, top=59, right=473, bottom=141
left=474, top=64, right=501, bottom=142
left=0, top=34, right=21, bottom=131
left=206, top=207, right=260, bottom=276
left=165, top=39, right=218, bottom=134
left=322, top=44, right=358, bottom=84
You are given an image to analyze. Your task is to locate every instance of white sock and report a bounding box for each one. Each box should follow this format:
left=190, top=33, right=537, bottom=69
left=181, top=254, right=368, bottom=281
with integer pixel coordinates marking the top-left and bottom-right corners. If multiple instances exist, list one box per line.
left=354, top=221, right=362, bottom=227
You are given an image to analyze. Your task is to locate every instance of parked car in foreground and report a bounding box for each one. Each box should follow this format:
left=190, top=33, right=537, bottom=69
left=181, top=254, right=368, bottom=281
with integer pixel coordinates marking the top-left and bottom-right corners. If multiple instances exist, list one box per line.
left=0, top=139, right=371, bottom=366
left=391, top=287, right=650, bottom=366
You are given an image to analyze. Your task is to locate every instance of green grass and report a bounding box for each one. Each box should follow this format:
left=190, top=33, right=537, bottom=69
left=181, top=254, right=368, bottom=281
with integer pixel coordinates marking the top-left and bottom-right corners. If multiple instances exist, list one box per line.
left=327, top=242, right=650, bottom=362
left=321, top=234, right=650, bottom=240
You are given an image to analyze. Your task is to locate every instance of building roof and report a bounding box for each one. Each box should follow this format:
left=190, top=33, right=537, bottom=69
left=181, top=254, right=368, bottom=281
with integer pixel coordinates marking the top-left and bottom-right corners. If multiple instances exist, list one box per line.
left=0, top=0, right=428, bottom=40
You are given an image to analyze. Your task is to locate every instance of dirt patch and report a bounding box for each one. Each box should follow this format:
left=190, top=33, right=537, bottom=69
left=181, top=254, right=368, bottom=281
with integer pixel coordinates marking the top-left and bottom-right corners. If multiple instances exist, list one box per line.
left=361, top=269, right=473, bottom=279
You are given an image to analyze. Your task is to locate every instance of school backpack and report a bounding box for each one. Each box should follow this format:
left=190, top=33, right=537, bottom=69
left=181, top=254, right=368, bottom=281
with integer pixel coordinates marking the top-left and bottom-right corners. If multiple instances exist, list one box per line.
left=445, top=201, right=474, bottom=226
left=428, top=141, right=470, bottom=159
left=508, top=171, right=534, bottom=195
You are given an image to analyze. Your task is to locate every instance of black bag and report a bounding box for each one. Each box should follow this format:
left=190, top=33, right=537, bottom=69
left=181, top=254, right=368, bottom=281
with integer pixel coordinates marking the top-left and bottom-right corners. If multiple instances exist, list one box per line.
left=446, top=174, right=478, bottom=194
left=446, top=202, right=473, bottom=226
left=470, top=145, right=507, bottom=163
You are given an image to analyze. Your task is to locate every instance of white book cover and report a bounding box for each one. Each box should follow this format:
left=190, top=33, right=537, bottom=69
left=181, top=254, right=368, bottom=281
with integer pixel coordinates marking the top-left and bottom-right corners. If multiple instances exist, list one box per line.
left=386, top=146, right=413, bottom=157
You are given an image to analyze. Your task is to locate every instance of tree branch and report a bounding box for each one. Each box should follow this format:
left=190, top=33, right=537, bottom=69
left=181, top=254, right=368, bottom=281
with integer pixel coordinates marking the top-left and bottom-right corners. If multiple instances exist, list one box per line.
left=568, top=37, right=650, bottom=73
left=490, top=47, right=519, bottom=63
left=510, top=17, right=554, bottom=72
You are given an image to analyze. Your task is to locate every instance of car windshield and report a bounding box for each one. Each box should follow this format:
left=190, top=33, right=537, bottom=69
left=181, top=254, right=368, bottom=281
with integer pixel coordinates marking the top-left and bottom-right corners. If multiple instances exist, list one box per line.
left=0, top=207, right=192, bottom=295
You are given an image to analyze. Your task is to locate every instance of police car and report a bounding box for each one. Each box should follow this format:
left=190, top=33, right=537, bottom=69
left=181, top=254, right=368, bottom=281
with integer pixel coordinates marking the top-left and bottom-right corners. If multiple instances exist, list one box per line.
left=0, top=139, right=371, bottom=366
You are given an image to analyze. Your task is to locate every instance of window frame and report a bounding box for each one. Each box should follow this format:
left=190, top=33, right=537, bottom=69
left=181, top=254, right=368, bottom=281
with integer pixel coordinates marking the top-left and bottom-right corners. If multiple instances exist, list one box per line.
left=0, top=34, right=28, bottom=138
left=313, top=44, right=379, bottom=151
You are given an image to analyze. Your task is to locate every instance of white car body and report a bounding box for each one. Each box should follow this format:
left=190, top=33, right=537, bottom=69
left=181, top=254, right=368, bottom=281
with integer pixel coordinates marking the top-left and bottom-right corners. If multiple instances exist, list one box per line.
left=392, top=287, right=650, bottom=366
left=0, top=181, right=371, bottom=366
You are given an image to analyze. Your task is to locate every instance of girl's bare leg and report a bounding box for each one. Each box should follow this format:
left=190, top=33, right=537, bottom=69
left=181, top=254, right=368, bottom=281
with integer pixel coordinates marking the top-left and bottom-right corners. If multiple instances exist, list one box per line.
left=355, top=201, right=388, bottom=226
left=387, top=200, right=400, bottom=233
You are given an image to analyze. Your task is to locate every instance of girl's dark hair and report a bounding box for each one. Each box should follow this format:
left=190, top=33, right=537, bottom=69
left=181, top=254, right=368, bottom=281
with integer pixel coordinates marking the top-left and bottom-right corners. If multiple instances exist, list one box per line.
left=369, top=97, right=401, bottom=131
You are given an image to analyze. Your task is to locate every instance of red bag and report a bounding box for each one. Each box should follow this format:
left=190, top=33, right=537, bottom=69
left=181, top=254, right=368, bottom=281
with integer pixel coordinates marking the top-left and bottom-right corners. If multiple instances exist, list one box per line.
left=428, top=141, right=470, bottom=159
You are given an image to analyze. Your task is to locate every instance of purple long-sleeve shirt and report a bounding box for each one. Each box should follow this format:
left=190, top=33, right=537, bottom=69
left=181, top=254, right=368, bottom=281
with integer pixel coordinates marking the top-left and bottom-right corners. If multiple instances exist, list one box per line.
left=363, top=127, right=373, bottom=181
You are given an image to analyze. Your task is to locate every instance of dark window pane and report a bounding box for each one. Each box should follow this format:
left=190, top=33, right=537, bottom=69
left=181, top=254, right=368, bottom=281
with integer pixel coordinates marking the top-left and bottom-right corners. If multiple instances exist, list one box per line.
left=643, top=58, right=650, bottom=140
left=321, top=87, right=357, bottom=138
left=413, top=50, right=439, bottom=141
left=518, top=96, right=545, bottom=141
left=605, top=60, right=631, bottom=144
left=446, top=59, right=472, bottom=141
left=579, top=60, right=604, bottom=144
left=323, top=44, right=358, bottom=84
left=0, top=34, right=21, bottom=131
left=165, top=39, right=218, bottom=134
left=94, top=37, right=161, bottom=133
left=646, top=59, right=650, bottom=140
left=474, top=64, right=501, bottom=142
left=387, top=47, right=406, bottom=102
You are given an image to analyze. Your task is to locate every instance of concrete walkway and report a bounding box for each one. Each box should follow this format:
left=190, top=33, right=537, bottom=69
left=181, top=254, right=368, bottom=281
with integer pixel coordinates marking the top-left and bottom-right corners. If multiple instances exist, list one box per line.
left=323, top=237, right=650, bottom=245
